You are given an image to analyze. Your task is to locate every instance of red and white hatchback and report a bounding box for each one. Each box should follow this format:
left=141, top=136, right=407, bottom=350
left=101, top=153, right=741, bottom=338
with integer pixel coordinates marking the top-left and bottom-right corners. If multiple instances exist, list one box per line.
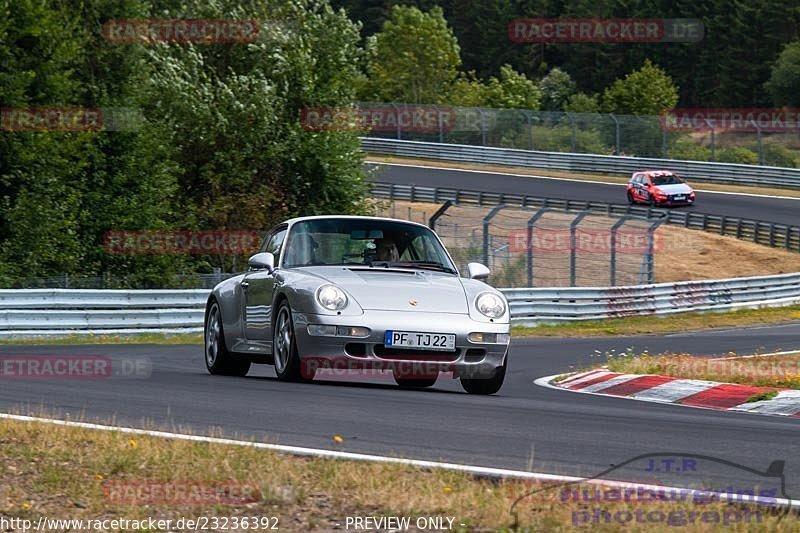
left=627, top=170, right=695, bottom=207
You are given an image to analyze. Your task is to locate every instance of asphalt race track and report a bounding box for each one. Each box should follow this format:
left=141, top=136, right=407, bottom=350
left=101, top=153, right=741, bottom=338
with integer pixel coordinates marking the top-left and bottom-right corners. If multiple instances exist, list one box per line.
left=2, top=164, right=798, bottom=502
left=368, top=162, right=800, bottom=228
left=2, top=323, right=799, bottom=495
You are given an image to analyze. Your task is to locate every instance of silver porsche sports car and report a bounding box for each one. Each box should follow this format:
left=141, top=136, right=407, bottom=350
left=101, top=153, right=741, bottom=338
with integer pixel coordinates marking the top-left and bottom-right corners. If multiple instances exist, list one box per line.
left=204, top=215, right=510, bottom=394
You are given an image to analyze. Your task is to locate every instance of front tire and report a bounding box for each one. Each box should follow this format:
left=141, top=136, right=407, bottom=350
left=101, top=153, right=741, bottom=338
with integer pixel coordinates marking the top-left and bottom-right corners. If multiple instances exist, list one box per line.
left=205, top=301, right=251, bottom=376
left=272, top=301, right=310, bottom=382
left=460, top=355, right=507, bottom=395
left=627, top=191, right=635, bottom=204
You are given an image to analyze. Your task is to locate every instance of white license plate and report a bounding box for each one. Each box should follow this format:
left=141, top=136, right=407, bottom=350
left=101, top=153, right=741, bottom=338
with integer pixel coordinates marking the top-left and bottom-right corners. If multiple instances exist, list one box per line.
left=384, top=330, right=456, bottom=351
left=673, top=195, right=686, bottom=201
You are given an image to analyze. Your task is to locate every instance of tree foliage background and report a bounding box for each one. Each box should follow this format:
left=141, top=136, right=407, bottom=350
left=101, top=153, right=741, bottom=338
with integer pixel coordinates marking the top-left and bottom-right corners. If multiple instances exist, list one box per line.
left=0, top=0, right=368, bottom=286
left=334, top=0, right=800, bottom=108
left=4, top=0, right=800, bottom=285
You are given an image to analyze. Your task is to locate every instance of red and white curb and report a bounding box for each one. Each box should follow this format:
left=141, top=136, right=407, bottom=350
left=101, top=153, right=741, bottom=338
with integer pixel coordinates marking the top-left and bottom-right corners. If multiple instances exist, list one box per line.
left=536, top=369, right=800, bottom=418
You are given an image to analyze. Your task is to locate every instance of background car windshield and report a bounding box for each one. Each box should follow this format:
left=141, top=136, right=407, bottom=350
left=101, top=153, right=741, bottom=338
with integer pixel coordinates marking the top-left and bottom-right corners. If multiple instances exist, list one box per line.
left=652, top=174, right=683, bottom=185
left=282, top=219, right=456, bottom=272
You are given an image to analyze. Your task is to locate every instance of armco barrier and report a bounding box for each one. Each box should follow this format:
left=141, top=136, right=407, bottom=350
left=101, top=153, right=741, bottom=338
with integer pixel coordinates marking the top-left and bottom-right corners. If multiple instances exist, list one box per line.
left=362, top=137, right=800, bottom=190
left=0, top=289, right=208, bottom=336
left=505, top=272, right=800, bottom=326
left=370, top=182, right=800, bottom=253
left=1, top=273, right=799, bottom=335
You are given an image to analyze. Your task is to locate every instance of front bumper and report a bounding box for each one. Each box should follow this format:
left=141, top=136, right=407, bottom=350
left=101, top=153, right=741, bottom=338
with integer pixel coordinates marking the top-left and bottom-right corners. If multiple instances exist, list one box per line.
left=292, top=310, right=509, bottom=378
left=656, top=195, right=694, bottom=206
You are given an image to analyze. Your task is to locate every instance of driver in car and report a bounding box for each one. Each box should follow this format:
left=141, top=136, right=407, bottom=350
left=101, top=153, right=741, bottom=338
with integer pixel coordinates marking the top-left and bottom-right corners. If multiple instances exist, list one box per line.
left=374, top=238, right=400, bottom=262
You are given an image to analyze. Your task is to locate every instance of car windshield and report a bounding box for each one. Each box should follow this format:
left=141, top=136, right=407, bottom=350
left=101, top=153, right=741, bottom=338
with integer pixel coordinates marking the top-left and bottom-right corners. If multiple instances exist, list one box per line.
left=651, top=174, right=683, bottom=185
left=282, top=218, right=457, bottom=274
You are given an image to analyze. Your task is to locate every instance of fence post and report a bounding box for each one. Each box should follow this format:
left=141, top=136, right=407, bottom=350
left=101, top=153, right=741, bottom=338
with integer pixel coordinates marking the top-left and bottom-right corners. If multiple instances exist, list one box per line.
left=435, top=105, right=444, bottom=144
left=646, top=219, right=665, bottom=284
left=429, top=200, right=452, bottom=230
left=752, top=119, right=763, bottom=165
left=569, top=212, right=589, bottom=287
left=610, top=113, right=621, bottom=155
left=478, top=108, right=487, bottom=146
left=391, top=103, right=401, bottom=140
left=609, top=216, right=630, bottom=286
left=526, top=208, right=550, bottom=286
left=565, top=112, right=577, bottom=152
left=711, top=128, right=717, bottom=161
left=483, top=205, right=505, bottom=266
left=521, top=110, right=533, bottom=150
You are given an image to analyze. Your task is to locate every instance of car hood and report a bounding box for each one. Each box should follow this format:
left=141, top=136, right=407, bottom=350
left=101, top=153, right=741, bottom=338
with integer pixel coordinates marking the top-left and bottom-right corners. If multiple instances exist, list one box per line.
left=301, top=266, right=469, bottom=313
left=654, top=183, right=692, bottom=195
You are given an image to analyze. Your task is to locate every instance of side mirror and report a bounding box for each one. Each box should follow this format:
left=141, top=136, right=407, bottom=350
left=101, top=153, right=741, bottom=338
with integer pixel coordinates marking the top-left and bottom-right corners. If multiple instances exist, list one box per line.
left=467, top=262, right=490, bottom=280
left=248, top=252, right=275, bottom=272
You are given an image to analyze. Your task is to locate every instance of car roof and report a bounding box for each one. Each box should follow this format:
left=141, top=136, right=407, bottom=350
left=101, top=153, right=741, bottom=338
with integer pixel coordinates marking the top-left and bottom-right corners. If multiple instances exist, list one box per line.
left=637, top=170, right=676, bottom=177
left=280, top=214, right=432, bottom=229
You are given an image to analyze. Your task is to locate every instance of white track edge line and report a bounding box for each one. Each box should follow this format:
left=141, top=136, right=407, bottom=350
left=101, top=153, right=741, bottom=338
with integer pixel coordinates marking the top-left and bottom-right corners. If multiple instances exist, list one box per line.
left=3, top=411, right=798, bottom=510
left=369, top=161, right=800, bottom=201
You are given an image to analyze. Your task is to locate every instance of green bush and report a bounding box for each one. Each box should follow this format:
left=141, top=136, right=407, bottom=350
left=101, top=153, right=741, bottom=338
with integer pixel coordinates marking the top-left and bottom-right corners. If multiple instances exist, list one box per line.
left=667, top=138, right=712, bottom=162
left=717, top=147, right=759, bottom=165
left=529, top=125, right=610, bottom=154
left=758, top=143, right=798, bottom=168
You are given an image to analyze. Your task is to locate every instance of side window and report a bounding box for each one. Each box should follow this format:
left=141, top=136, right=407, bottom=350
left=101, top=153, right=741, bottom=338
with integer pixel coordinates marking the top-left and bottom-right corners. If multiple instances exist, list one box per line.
left=262, top=227, right=287, bottom=259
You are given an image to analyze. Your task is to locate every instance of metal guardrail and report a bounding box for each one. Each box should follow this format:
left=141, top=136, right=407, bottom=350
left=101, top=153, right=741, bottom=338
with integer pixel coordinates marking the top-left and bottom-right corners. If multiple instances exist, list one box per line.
left=370, top=182, right=800, bottom=253
left=0, top=289, right=208, bottom=336
left=1, top=274, right=799, bottom=335
left=362, top=138, right=800, bottom=190
left=505, top=272, right=800, bottom=326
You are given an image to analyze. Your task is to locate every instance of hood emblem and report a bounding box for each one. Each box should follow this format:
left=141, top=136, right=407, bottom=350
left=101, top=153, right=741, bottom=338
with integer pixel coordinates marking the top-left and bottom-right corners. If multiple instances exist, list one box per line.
left=409, top=299, right=418, bottom=306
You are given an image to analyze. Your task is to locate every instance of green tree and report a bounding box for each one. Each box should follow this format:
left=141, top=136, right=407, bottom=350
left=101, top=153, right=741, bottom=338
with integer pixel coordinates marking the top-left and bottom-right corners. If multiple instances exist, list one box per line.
left=602, top=60, right=679, bottom=115
left=766, top=40, right=800, bottom=106
left=538, top=68, right=576, bottom=111
left=144, top=0, right=368, bottom=272
left=564, top=93, right=600, bottom=113
left=448, top=71, right=488, bottom=107
left=449, top=66, right=540, bottom=110
left=482, top=65, right=540, bottom=110
left=362, top=5, right=460, bottom=103
left=0, top=0, right=369, bottom=285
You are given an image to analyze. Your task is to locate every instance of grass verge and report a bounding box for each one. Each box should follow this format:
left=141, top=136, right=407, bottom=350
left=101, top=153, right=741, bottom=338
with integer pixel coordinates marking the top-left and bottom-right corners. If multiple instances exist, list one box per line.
left=0, top=416, right=795, bottom=531
left=0, top=332, right=203, bottom=346
left=512, top=305, right=800, bottom=338
left=597, top=351, right=800, bottom=390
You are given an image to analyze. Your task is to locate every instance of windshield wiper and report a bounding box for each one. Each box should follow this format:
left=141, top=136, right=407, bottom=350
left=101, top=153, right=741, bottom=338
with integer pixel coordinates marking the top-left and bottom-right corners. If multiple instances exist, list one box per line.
left=369, top=260, right=457, bottom=274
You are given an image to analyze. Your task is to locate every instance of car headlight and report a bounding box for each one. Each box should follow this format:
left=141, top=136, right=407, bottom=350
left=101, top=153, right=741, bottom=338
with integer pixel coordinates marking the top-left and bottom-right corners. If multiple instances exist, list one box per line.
left=475, top=292, right=505, bottom=319
left=316, top=284, right=348, bottom=311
